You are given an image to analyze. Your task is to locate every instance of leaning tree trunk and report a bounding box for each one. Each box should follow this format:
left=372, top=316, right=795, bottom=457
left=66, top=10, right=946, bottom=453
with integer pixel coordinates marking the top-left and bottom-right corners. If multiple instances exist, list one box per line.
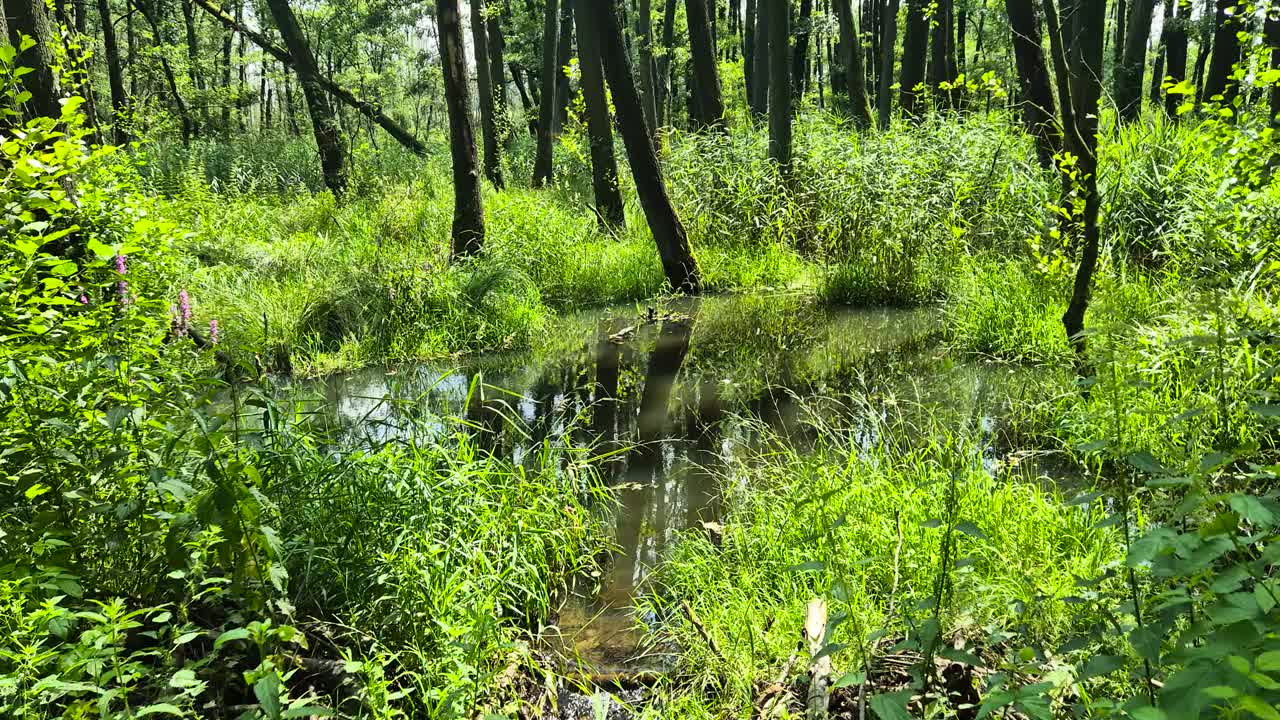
left=470, top=0, right=504, bottom=188
left=1061, top=0, right=1106, bottom=367
left=751, top=0, right=771, bottom=117
left=767, top=0, right=792, bottom=167
left=1202, top=0, right=1242, bottom=104
left=1114, top=0, right=1156, bottom=121
left=264, top=0, right=347, bottom=197
left=96, top=0, right=130, bottom=142
left=834, top=0, right=873, bottom=126
left=899, top=0, right=930, bottom=119
left=877, top=0, right=901, bottom=127
left=1007, top=0, right=1061, bottom=167
left=638, top=0, right=659, bottom=133
left=6, top=0, right=62, bottom=120
left=686, top=0, right=726, bottom=129
left=531, top=0, right=559, bottom=186
left=573, top=0, right=627, bottom=228
left=1162, top=0, right=1188, bottom=116
left=437, top=0, right=485, bottom=257
left=585, top=0, right=702, bottom=293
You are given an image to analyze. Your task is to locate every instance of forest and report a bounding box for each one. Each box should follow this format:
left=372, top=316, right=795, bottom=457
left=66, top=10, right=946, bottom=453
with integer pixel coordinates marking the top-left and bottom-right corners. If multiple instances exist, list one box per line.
left=1, top=0, right=1279, bottom=716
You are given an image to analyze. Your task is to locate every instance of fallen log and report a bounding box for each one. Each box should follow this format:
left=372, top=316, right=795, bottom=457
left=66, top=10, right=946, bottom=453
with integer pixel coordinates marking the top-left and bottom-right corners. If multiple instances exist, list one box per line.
left=190, top=0, right=428, bottom=157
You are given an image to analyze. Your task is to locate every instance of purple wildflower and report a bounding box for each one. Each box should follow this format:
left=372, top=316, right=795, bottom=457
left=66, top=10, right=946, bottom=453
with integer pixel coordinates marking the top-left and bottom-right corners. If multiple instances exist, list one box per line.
left=114, top=254, right=127, bottom=275
left=116, top=279, right=130, bottom=304
left=78, top=294, right=88, bottom=305
left=209, top=320, right=219, bottom=346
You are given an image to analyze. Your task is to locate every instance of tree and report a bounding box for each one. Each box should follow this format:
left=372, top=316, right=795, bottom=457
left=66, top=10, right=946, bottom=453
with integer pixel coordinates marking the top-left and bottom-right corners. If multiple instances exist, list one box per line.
left=877, top=0, right=901, bottom=127
left=927, top=0, right=959, bottom=108
left=437, top=0, right=485, bottom=257
left=133, top=0, right=194, bottom=143
left=485, top=7, right=512, bottom=143
left=899, top=0, right=930, bottom=119
left=767, top=0, right=791, bottom=167
left=1161, top=0, right=1188, bottom=116
left=1268, top=5, right=1279, bottom=125
left=572, top=0, right=627, bottom=228
left=1148, top=0, right=1171, bottom=104
left=750, top=0, right=770, bottom=117
left=532, top=0, right=559, bottom=186
left=553, top=0, right=574, bottom=131
left=1202, top=0, right=1242, bottom=104
left=1061, top=0, right=1107, bottom=364
left=1114, top=0, right=1156, bottom=120
left=582, top=0, right=702, bottom=293
left=470, top=0, right=504, bottom=188
left=638, top=0, right=659, bottom=133
left=96, top=0, right=129, bottom=142
left=745, top=0, right=757, bottom=102
left=1007, top=0, right=1060, bottom=166
left=793, top=0, right=814, bottom=93
left=5, top=0, right=62, bottom=120
left=686, top=0, right=726, bottom=130
left=657, top=0, right=678, bottom=128
left=833, top=0, right=873, bottom=126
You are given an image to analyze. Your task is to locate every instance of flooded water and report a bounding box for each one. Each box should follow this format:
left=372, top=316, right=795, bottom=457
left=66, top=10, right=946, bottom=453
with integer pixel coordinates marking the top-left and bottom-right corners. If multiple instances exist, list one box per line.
left=301, top=294, right=1062, bottom=684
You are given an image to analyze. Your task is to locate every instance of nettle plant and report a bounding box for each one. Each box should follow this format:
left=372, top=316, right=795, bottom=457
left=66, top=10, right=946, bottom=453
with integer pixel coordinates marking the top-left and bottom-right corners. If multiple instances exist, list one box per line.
left=0, top=47, right=322, bottom=718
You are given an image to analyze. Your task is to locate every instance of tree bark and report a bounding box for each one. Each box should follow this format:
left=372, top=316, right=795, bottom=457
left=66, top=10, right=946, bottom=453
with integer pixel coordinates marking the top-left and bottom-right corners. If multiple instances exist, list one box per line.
left=437, top=0, right=485, bottom=257
left=1114, top=0, right=1156, bottom=120
left=1148, top=0, right=1169, bottom=105
left=1162, top=0, right=1188, bottom=116
left=485, top=9, right=511, bottom=143
left=899, top=0, right=929, bottom=119
left=1202, top=0, right=1241, bottom=104
left=767, top=0, right=791, bottom=167
left=264, top=0, right=347, bottom=197
left=751, top=0, right=771, bottom=117
left=927, top=0, right=958, bottom=108
left=658, top=0, right=678, bottom=128
left=470, top=0, right=504, bottom=188
left=834, top=0, right=873, bottom=126
left=638, top=0, right=659, bottom=133
left=877, top=0, right=900, bottom=127
left=1268, top=6, right=1279, bottom=125
left=585, top=0, right=702, bottom=293
left=573, top=0, right=627, bottom=228
left=1042, top=0, right=1075, bottom=152
left=532, top=0, right=559, bottom=186
left=6, top=0, right=62, bottom=120
left=792, top=0, right=814, bottom=93
left=686, top=0, right=727, bottom=129
left=1007, top=0, right=1060, bottom=167
left=1191, top=0, right=1213, bottom=100
left=220, top=0, right=234, bottom=133
left=191, top=0, right=429, bottom=155
left=1112, top=0, right=1127, bottom=68
left=553, top=0, right=574, bottom=131
left=96, top=0, right=130, bottom=142
left=745, top=0, right=757, bottom=106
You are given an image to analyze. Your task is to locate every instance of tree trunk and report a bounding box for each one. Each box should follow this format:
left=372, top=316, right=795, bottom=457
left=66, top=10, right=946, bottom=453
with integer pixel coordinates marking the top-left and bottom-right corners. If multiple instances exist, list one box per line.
left=1061, top=0, right=1106, bottom=365
left=899, top=0, right=929, bottom=119
left=877, top=0, right=900, bottom=127
left=927, top=0, right=958, bottom=108
left=745, top=0, right=757, bottom=106
left=956, top=0, right=967, bottom=72
left=96, top=0, right=130, bottom=142
left=1202, top=0, right=1241, bottom=104
left=264, top=0, right=347, bottom=196
left=1042, top=0, right=1075, bottom=151
left=220, top=0, right=234, bottom=132
left=470, top=0, right=504, bottom=188
left=792, top=0, right=814, bottom=93
left=554, top=0, right=574, bottom=131
left=133, top=0, right=194, bottom=142
left=510, top=63, right=538, bottom=134
left=1191, top=0, right=1213, bottom=101
left=657, top=0, right=678, bottom=128
left=686, top=0, right=727, bottom=129
left=532, top=0, right=559, bottom=186
left=750, top=0, right=771, bottom=117
left=6, top=0, right=62, bottom=120
left=1007, top=0, right=1060, bottom=167
left=585, top=0, right=702, bottom=293
left=1111, top=0, right=1127, bottom=67
left=1268, top=7, right=1279, bottom=125
left=437, top=0, right=485, bottom=257
left=834, top=0, right=873, bottom=125
left=486, top=9, right=511, bottom=144
left=767, top=0, right=791, bottom=167
left=1114, top=0, right=1156, bottom=120
left=1162, top=0, right=1188, bottom=115
left=638, top=0, right=659, bottom=133
left=573, top=2, right=627, bottom=228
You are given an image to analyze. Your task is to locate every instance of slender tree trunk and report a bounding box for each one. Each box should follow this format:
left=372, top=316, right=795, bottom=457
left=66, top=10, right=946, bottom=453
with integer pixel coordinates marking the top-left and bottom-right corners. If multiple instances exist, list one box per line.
left=899, top=0, right=929, bottom=119
left=657, top=0, right=679, bottom=129
left=793, top=0, right=814, bottom=92
left=510, top=63, right=538, bottom=134
left=1148, top=0, right=1169, bottom=105
left=584, top=0, right=702, bottom=293
left=1191, top=0, right=1213, bottom=100
left=638, top=0, right=659, bottom=133
left=96, top=0, right=130, bottom=142
left=486, top=9, right=511, bottom=143
left=1007, top=0, right=1060, bottom=167
left=471, top=0, right=504, bottom=188
left=686, top=0, right=727, bottom=129
left=834, top=0, right=873, bottom=125
left=745, top=0, right=757, bottom=105
left=532, top=0, right=559, bottom=186
left=6, top=0, right=62, bottom=120
left=1042, top=0, right=1075, bottom=149
left=1268, top=6, right=1279, bottom=124
left=751, top=0, right=771, bottom=116
left=1114, top=0, right=1156, bottom=120
left=220, top=0, right=234, bottom=132
left=437, top=0, right=485, bottom=257
left=554, top=0, right=574, bottom=131
left=877, top=0, right=900, bottom=127
left=957, top=0, right=967, bottom=72
left=1061, top=0, right=1106, bottom=364
left=264, top=0, right=347, bottom=196
left=927, top=0, right=958, bottom=108
left=1162, top=0, right=1188, bottom=115
left=573, top=0, right=626, bottom=228
left=133, top=0, right=194, bottom=142
left=1112, top=0, right=1127, bottom=68
left=767, top=0, right=791, bottom=166
left=1202, top=0, right=1241, bottom=104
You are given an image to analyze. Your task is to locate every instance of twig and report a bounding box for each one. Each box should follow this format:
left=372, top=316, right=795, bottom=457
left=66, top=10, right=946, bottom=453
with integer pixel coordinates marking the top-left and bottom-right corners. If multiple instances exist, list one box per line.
left=681, top=600, right=727, bottom=667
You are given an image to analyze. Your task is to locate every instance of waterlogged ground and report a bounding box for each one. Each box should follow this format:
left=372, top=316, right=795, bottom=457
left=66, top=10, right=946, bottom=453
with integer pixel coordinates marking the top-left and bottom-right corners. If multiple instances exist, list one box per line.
left=287, top=294, right=1073, bottom=696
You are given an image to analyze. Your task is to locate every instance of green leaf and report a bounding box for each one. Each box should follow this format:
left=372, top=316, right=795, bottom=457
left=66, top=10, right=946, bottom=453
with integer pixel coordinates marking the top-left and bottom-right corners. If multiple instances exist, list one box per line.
left=282, top=707, right=333, bottom=718
left=832, top=671, right=865, bottom=689
left=867, top=690, right=915, bottom=720
left=1129, top=707, right=1168, bottom=720
left=254, top=674, right=283, bottom=720
left=955, top=521, right=987, bottom=540
left=137, top=704, right=185, bottom=717
left=1079, top=655, right=1124, bottom=679
left=1201, top=685, right=1238, bottom=699
left=1250, top=404, right=1280, bottom=418
left=1228, top=495, right=1276, bottom=527
left=1128, top=451, right=1168, bottom=475
left=1257, top=651, right=1280, bottom=672
left=786, top=560, right=827, bottom=573
left=1239, top=696, right=1280, bottom=720
left=213, top=627, right=250, bottom=650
